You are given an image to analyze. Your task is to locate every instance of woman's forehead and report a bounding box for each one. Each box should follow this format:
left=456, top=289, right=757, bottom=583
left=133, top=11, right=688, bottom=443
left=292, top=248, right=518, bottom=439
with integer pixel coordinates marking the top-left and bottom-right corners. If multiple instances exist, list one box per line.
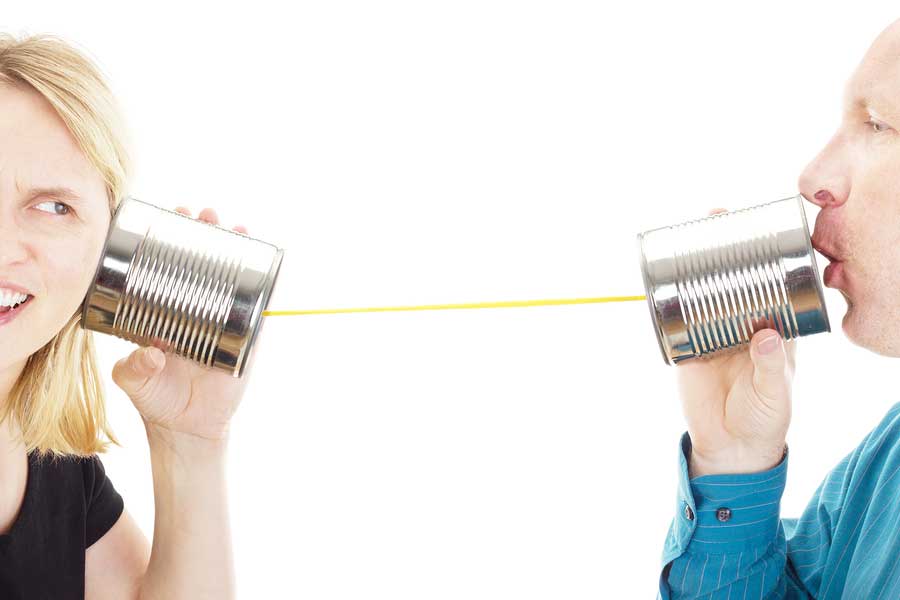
left=0, top=85, right=80, bottom=159
left=0, top=83, right=102, bottom=201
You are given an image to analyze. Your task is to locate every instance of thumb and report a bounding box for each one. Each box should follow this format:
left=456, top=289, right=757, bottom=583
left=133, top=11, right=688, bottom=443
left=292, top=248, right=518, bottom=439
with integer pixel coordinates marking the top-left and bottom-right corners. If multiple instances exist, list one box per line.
left=112, top=346, right=165, bottom=397
left=749, top=329, right=788, bottom=404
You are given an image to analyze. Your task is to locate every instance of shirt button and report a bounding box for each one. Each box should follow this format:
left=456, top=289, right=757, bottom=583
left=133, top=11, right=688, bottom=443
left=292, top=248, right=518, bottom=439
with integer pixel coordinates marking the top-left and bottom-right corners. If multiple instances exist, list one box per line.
left=684, top=504, right=694, bottom=521
left=716, top=507, right=732, bottom=522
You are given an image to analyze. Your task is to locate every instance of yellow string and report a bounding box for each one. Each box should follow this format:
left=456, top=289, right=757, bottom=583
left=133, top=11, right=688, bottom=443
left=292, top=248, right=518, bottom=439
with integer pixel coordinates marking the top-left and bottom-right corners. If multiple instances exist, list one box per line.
left=261, top=295, right=646, bottom=316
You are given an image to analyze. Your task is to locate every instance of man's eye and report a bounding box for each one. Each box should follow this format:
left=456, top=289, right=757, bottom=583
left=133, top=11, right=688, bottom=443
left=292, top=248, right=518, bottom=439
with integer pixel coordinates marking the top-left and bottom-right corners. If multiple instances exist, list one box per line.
left=865, top=119, right=891, bottom=133
left=34, top=200, right=72, bottom=216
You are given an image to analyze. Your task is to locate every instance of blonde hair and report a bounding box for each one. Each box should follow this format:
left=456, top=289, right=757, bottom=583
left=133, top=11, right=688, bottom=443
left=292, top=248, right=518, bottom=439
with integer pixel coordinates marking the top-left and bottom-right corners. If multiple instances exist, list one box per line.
left=0, top=32, right=133, bottom=457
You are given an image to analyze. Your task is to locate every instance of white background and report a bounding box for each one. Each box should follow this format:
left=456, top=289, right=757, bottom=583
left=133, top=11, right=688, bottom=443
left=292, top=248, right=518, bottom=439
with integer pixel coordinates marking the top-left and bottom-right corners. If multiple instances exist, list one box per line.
left=5, top=2, right=900, bottom=598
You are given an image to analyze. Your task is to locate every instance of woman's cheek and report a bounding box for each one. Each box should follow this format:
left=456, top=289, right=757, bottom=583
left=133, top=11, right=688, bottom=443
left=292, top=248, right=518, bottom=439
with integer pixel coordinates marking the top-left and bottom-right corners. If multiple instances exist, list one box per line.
left=40, top=244, right=91, bottom=303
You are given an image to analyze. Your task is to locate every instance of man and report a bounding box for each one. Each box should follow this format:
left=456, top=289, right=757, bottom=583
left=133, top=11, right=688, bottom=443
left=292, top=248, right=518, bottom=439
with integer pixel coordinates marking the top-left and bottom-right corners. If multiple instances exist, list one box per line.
left=659, top=17, right=900, bottom=599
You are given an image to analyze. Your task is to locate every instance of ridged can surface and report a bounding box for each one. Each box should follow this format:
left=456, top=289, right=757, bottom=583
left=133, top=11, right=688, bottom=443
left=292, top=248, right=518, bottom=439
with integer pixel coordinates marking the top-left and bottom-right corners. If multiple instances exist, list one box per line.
left=81, top=196, right=284, bottom=378
left=637, top=195, right=830, bottom=365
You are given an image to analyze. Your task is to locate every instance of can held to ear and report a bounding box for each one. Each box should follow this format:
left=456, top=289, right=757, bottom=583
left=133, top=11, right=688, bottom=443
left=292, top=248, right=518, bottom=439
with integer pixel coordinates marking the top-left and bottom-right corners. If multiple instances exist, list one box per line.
left=637, top=195, right=830, bottom=365
left=81, top=196, right=284, bottom=378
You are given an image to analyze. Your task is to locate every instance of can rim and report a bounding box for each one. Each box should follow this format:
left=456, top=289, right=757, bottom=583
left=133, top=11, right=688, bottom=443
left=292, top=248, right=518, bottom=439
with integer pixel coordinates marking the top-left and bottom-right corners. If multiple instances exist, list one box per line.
left=794, top=194, right=832, bottom=334
left=235, top=246, right=285, bottom=378
left=80, top=195, right=135, bottom=328
left=638, top=230, right=672, bottom=365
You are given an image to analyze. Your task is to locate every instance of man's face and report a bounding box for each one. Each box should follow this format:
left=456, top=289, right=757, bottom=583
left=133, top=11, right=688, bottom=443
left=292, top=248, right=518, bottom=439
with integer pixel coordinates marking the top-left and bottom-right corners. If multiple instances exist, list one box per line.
left=0, top=82, right=110, bottom=373
left=799, top=18, right=900, bottom=357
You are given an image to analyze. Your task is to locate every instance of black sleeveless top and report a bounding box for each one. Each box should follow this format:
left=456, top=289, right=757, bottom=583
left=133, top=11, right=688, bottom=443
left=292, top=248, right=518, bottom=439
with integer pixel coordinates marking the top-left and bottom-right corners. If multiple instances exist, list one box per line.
left=0, top=451, right=124, bottom=599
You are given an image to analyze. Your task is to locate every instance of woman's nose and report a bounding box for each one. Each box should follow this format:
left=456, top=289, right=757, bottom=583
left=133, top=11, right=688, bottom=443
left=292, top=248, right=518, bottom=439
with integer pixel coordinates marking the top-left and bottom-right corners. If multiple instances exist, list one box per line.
left=0, top=222, right=29, bottom=264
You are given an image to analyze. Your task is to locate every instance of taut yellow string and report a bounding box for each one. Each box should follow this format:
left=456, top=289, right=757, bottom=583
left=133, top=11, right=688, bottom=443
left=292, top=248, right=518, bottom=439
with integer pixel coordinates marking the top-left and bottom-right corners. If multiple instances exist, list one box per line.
left=262, top=295, right=646, bottom=317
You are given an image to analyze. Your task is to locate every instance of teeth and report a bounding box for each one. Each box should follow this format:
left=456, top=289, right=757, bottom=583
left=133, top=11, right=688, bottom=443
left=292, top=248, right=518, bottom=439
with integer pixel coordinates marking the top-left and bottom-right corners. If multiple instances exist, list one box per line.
left=0, top=291, right=28, bottom=307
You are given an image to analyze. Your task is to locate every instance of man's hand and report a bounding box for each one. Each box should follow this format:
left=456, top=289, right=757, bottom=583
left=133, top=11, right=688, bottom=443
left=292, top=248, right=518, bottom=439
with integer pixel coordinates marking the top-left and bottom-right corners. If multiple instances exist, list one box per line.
left=676, top=208, right=798, bottom=477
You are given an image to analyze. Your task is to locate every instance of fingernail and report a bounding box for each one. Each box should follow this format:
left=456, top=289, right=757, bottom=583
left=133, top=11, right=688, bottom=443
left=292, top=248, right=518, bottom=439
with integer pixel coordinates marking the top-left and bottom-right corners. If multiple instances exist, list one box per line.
left=143, top=348, right=161, bottom=369
left=759, top=334, right=780, bottom=355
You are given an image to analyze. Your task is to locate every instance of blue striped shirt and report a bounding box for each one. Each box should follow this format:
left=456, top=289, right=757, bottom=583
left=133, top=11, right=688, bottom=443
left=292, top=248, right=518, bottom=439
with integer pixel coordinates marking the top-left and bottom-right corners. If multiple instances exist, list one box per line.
left=658, top=401, right=900, bottom=599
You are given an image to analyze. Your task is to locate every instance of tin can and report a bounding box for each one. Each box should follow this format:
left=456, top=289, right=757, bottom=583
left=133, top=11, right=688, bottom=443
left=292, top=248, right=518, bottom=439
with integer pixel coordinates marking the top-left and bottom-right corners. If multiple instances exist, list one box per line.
left=637, top=195, right=830, bottom=365
left=81, top=196, right=284, bottom=378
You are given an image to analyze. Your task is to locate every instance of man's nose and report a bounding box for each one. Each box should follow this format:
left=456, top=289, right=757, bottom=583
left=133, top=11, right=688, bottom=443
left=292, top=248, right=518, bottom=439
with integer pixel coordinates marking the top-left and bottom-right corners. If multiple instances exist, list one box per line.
left=797, top=138, right=850, bottom=209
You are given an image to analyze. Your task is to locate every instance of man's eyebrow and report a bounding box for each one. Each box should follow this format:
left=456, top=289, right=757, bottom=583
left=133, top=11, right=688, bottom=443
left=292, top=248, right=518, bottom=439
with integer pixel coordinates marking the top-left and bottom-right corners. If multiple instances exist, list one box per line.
left=843, top=78, right=900, bottom=121
left=842, top=79, right=863, bottom=110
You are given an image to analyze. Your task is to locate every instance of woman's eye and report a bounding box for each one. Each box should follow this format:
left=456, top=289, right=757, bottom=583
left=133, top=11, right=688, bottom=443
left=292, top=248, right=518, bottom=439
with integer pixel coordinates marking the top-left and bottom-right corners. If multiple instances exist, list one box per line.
left=865, top=119, right=891, bottom=133
left=34, top=200, right=72, bottom=216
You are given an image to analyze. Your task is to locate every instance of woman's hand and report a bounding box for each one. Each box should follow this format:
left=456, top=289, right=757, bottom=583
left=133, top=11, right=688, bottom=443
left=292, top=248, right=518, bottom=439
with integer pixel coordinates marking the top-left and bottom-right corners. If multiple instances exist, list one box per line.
left=676, top=208, right=798, bottom=477
left=111, top=206, right=257, bottom=442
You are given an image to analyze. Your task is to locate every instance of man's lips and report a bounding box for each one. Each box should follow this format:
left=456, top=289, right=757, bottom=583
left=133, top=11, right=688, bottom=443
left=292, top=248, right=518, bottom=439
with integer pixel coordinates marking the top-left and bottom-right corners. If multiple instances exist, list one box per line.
left=810, top=208, right=850, bottom=290
left=811, top=235, right=847, bottom=288
left=823, top=261, right=843, bottom=288
left=811, top=235, right=842, bottom=263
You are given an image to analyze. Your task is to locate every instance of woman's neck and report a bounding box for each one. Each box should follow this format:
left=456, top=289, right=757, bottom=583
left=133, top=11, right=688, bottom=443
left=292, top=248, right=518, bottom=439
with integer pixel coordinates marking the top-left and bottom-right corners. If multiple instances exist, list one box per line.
left=0, top=414, right=24, bottom=452
left=0, top=358, right=28, bottom=451
left=0, top=403, right=29, bottom=538
left=0, top=357, right=27, bottom=410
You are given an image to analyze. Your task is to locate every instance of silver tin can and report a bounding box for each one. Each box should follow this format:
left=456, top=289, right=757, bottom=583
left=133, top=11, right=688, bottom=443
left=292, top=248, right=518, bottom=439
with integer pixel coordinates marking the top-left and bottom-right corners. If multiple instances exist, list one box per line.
left=81, top=196, right=284, bottom=378
left=637, top=195, right=830, bottom=365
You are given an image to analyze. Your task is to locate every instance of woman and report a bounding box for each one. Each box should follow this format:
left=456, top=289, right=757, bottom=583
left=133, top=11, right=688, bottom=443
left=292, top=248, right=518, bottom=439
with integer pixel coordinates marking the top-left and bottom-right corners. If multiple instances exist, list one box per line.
left=0, top=33, right=256, bottom=598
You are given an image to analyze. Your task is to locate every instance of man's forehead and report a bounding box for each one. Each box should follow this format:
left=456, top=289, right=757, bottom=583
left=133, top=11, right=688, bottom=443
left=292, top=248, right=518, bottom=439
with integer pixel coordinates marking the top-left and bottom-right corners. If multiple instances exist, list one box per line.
left=844, top=19, right=900, bottom=116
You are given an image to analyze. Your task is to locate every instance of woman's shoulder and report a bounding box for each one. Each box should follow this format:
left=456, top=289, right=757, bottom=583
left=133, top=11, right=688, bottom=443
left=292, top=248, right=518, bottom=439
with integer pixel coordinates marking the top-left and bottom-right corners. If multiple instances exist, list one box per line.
left=27, top=451, right=114, bottom=505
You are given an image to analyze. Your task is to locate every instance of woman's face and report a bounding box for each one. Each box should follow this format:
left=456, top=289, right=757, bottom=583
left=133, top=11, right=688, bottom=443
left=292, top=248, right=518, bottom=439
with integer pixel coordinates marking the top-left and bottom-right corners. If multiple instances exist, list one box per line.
left=799, top=18, right=900, bottom=357
left=0, top=82, right=110, bottom=379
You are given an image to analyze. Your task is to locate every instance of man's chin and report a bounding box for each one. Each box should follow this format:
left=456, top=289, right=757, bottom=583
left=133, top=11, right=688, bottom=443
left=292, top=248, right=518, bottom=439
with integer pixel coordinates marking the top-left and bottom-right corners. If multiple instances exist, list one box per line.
left=839, top=290, right=853, bottom=310
left=840, top=303, right=900, bottom=358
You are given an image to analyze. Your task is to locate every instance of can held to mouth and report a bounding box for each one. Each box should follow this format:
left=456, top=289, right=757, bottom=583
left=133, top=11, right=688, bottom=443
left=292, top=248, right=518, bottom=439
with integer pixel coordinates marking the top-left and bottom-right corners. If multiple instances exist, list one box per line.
left=637, top=195, right=830, bottom=365
left=81, top=196, right=284, bottom=378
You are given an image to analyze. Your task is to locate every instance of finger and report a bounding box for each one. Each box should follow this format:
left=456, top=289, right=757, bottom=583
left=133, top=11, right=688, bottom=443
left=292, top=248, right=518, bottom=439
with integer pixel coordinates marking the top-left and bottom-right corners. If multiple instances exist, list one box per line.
left=708, top=208, right=728, bottom=216
left=174, top=206, right=192, bottom=217
left=784, top=336, right=798, bottom=373
left=111, top=346, right=165, bottom=398
left=749, top=329, right=789, bottom=404
left=198, top=207, right=219, bottom=224
left=233, top=225, right=248, bottom=234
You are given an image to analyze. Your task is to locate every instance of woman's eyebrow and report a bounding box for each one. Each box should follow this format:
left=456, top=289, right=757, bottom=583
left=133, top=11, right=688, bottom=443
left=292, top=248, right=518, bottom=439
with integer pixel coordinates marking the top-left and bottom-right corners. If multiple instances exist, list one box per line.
left=26, top=185, right=85, bottom=203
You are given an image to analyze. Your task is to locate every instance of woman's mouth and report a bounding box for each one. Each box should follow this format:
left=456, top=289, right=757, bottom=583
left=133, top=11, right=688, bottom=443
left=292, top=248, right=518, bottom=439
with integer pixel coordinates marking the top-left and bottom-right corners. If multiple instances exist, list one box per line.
left=0, top=295, right=34, bottom=324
